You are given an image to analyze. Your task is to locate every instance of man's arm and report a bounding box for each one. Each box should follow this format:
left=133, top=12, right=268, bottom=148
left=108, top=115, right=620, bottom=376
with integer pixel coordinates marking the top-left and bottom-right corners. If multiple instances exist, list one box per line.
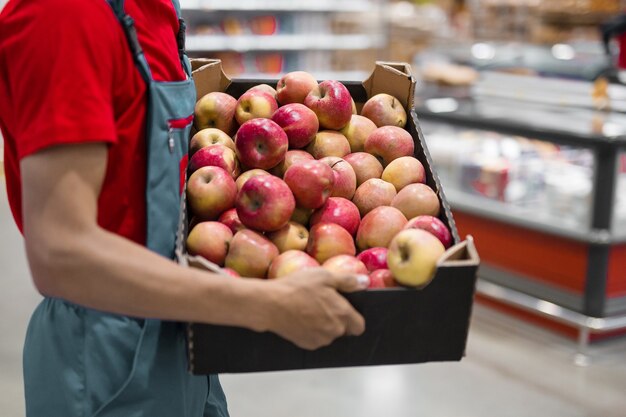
left=21, top=143, right=367, bottom=350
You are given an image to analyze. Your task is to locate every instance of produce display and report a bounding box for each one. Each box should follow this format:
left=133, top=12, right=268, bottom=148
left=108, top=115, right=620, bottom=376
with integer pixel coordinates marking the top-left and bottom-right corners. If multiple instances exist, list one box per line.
left=186, top=71, right=452, bottom=289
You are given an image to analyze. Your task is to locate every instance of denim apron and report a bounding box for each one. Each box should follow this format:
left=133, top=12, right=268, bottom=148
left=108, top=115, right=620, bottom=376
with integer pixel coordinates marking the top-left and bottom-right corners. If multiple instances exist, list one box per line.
left=22, top=1, right=228, bottom=415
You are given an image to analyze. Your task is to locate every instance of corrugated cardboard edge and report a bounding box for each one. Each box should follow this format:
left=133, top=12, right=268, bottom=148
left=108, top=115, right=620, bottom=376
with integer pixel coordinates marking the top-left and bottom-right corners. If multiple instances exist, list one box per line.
left=363, top=61, right=415, bottom=110
left=438, top=236, right=479, bottom=267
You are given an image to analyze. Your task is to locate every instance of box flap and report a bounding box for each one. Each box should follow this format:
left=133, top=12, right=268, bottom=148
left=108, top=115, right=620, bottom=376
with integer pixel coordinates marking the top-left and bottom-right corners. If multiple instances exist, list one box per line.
left=437, top=236, right=480, bottom=267
left=190, top=59, right=232, bottom=100
left=362, top=61, right=415, bottom=110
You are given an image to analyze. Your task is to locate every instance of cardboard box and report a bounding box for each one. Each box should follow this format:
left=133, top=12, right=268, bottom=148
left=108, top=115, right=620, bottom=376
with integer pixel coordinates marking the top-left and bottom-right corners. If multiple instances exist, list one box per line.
left=178, top=60, right=480, bottom=374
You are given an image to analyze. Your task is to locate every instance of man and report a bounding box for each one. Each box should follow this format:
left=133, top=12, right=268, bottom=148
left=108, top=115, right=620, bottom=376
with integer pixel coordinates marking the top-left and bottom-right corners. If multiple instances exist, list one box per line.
left=0, top=0, right=368, bottom=416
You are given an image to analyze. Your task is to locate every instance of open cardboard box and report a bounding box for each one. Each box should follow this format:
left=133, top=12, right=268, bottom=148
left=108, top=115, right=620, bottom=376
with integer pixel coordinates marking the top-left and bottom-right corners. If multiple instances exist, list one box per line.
left=177, top=60, right=480, bottom=374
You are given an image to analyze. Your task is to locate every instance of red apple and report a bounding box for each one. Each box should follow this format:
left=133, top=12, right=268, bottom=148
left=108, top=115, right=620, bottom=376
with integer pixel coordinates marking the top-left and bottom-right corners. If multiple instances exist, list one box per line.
left=391, top=183, right=440, bottom=219
left=190, top=128, right=235, bottom=156
left=218, top=208, right=245, bottom=234
left=186, top=221, right=233, bottom=266
left=382, top=156, right=426, bottom=191
left=364, top=126, right=415, bottom=166
left=267, top=250, right=320, bottom=279
left=306, top=130, right=351, bottom=159
left=267, top=221, right=309, bottom=253
left=306, top=222, right=356, bottom=264
left=271, top=103, right=319, bottom=149
left=344, top=152, right=384, bottom=187
left=284, top=160, right=334, bottom=209
left=187, top=166, right=237, bottom=220
left=404, top=215, right=452, bottom=248
left=188, top=144, right=240, bottom=178
left=322, top=255, right=368, bottom=276
left=270, top=149, right=315, bottom=178
left=235, top=168, right=271, bottom=191
left=340, top=115, right=377, bottom=153
left=370, top=269, right=397, bottom=288
left=235, top=89, right=278, bottom=125
left=225, top=230, right=279, bottom=278
left=249, top=84, right=278, bottom=99
left=387, top=229, right=445, bottom=288
left=368, top=270, right=387, bottom=289
left=276, top=71, right=318, bottom=105
left=356, top=206, right=407, bottom=251
left=361, top=93, right=407, bottom=128
left=290, top=206, right=314, bottom=226
left=235, top=119, right=288, bottom=170
left=352, top=178, right=397, bottom=217
left=304, top=80, right=353, bottom=130
left=356, top=247, right=388, bottom=272
left=236, top=175, right=295, bottom=232
left=194, top=92, right=237, bottom=135
left=319, top=156, right=357, bottom=200
left=310, top=197, right=360, bottom=236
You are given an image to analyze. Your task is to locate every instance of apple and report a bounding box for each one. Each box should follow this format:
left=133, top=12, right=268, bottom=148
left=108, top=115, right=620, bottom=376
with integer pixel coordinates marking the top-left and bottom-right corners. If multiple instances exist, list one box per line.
left=351, top=98, right=357, bottom=115
left=188, top=144, right=240, bottom=178
left=322, top=255, right=368, bottom=276
left=343, top=152, right=384, bottom=187
left=290, top=206, right=314, bottom=226
left=356, top=206, right=407, bottom=251
left=309, top=197, right=360, bottom=236
left=235, top=168, right=271, bottom=191
left=304, top=80, right=353, bottom=130
left=306, top=222, right=356, bottom=264
left=404, top=215, right=452, bottom=248
left=186, top=221, right=233, bottom=266
left=235, top=119, right=288, bottom=170
left=267, top=221, right=309, bottom=253
left=387, top=229, right=445, bottom=287
left=218, top=208, right=245, bottom=234
left=356, top=247, right=388, bottom=272
left=284, top=160, right=334, bottom=209
left=235, top=89, right=278, bottom=125
left=361, top=93, right=407, bottom=128
left=187, top=166, right=237, bottom=220
left=352, top=178, right=397, bottom=217
left=381, top=156, right=426, bottom=191
left=340, top=115, right=377, bottom=153
left=369, top=269, right=396, bottom=288
left=391, top=183, right=440, bottom=219
left=269, top=150, right=315, bottom=178
left=194, top=91, right=237, bottom=135
left=271, top=103, right=319, bottom=149
left=276, top=71, right=318, bottom=105
left=236, top=175, right=295, bottom=232
left=306, top=130, right=351, bottom=159
left=225, top=229, right=279, bottom=278
left=190, top=128, right=235, bottom=156
left=249, top=84, right=278, bottom=99
left=364, top=126, right=415, bottom=166
left=319, top=156, right=357, bottom=200
left=222, top=268, right=240, bottom=278
left=267, top=250, right=320, bottom=279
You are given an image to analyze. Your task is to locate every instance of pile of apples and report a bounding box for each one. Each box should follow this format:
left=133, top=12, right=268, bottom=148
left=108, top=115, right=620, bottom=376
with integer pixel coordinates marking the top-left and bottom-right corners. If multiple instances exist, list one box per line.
left=186, top=71, right=452, bottom=289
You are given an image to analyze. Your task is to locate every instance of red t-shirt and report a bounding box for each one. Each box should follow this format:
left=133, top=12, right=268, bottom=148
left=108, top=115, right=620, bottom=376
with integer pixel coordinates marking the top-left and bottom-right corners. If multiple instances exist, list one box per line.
left=0, top=0, right=186, bottom=245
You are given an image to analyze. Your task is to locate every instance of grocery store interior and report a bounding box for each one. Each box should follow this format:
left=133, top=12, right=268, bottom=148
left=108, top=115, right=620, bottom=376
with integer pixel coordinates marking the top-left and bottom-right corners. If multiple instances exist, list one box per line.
left=2, top=0, right=626, bottom=416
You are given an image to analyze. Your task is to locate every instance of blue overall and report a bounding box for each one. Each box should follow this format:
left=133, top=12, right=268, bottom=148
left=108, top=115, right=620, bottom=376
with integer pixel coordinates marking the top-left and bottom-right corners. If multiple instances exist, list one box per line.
left=22, top=1, right=229, bottom=416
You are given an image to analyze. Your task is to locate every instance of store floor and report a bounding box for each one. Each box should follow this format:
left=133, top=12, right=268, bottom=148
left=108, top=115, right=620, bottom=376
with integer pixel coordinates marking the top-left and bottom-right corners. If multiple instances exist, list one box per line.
left=1, top=185, right=626, bottom=417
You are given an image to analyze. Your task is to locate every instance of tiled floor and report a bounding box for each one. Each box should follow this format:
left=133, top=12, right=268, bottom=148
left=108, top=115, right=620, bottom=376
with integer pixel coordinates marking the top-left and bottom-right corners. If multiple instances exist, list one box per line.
left=1, top=184, right=626, bottom=417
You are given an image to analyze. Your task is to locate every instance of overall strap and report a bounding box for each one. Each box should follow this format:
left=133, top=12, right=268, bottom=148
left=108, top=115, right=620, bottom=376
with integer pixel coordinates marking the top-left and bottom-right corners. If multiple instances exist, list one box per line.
left=170, top=0, right=193, bottom=78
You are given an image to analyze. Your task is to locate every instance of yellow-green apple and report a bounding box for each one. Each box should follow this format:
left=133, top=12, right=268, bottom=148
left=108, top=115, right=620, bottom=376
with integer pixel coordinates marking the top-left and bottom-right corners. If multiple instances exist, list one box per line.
left=271, top=103, right=319, bottom=149
left=188, top=144, right=240, bottom=178
left=382, top=156, right=426, bottom=191
left=267, top=221, right=309, bottom=253
left=310, top=197, right=360, bottom=236
left=340, top=115, right=377, bottom=153
left=343, top=152, right=384, bottom=187
left=218, top=208, right=245, bottom=234
left=369, top=269, right=396, bottom=288
left=225, top=229, right=279, bottom=278
left=351, top=98, right=357, bottom=115
left=194, top=92, right=237, bottom=135
left=391, top=183, right=440, bottom=219
left=235, top=89, right=278, bottom=125
left=356, top=247, right=388, bottom=272
left=190, top=128, right=235, bottom=156
left=267, top=250, right=320, bottom=279
left=306, top=222, right=356, bottom=264
left=306, top=130, right=351, bottom=159
left=236, top=175, right=295, bottom=232
left=404, top=215, right=452, bottom=248
left=356, top=206, right=407, bottom=251
left=304, top=80, right=353, bottom=130
left=284, top=160, right=334, bottom=209
left=352, top=178, right=397, bottom=217
left=276, top=71, right=318, bottom=105
left=186, top=221, right=233, bottom=266
left=235, top=168, right=271, bottom=191
left=235, top=119, right=288, bottom=170
left=222, top=268, right=240, bottom=278
left=187, top=166, right=237, bottom=220
left=249, top=83, right=278, bottom=99
left=364, top=126, right=414, bottom=166
left=319, top=156, right=357, bottom=200
left=290, top=206, right=313, bottom=226
left=322, top=255, right=368, bottom=276
left=387, top=229, right=445, bottom=287
left=361, top=93, right=407, bottom=128
left=270, top=150, right=314, bottom=178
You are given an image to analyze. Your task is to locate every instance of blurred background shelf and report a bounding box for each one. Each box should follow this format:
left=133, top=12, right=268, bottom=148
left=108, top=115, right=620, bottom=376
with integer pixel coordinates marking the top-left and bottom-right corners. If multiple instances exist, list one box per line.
left=181, top=0, right=377, bottom=13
